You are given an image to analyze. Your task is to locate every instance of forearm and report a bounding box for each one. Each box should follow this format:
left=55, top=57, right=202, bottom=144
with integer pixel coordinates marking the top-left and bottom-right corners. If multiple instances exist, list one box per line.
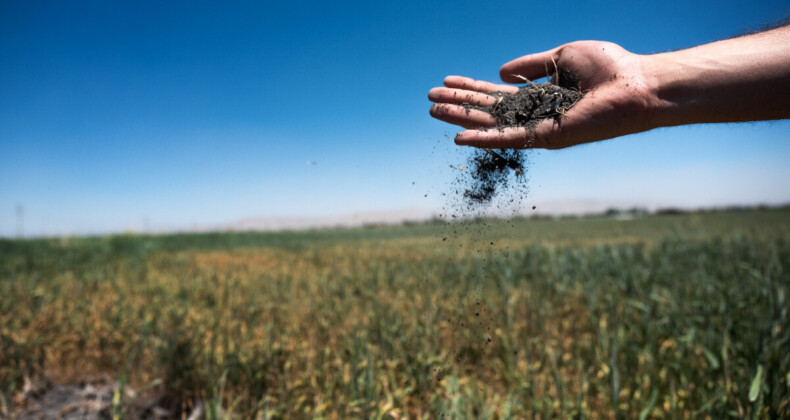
left=644, top=25, right=790, bottom=128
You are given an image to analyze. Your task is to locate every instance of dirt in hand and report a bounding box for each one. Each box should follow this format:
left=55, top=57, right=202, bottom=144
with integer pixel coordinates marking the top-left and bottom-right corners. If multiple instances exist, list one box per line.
left=484, top=82, right=582, bottom=129
left=461, top=82, right=582, bottom=204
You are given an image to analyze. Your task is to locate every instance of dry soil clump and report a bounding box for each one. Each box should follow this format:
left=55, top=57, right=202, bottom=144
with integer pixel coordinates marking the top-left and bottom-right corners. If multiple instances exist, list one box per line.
left=484, top=82, right=582, bottom=129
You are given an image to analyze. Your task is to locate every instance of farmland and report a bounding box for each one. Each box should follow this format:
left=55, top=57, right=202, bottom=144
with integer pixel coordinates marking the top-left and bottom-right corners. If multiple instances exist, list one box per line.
left=1, top=207, right=789, bottom=418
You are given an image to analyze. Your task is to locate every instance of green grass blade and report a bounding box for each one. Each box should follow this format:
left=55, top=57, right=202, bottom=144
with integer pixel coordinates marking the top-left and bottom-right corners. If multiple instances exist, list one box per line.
left=748, top=365, right=763, bottom=403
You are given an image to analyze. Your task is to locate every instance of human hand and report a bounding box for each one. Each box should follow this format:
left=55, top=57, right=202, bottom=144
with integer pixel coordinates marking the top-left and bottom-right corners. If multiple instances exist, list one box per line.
left=428, top=41, right=659, bottom=149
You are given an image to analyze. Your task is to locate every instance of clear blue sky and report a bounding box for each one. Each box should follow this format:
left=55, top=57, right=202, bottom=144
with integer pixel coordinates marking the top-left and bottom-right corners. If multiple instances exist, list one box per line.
left=1, top=0, right=789, bottom=236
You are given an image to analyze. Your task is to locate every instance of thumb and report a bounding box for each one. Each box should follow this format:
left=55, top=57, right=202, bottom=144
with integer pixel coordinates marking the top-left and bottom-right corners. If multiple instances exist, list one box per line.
left=500, top=47, right=560, bottom=84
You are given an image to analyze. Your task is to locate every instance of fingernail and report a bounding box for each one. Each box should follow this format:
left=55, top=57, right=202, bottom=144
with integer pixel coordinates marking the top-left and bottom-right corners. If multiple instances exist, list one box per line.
left=427, top=87, right=439, bottom=100
left=454, top=133, right=472, bottom=145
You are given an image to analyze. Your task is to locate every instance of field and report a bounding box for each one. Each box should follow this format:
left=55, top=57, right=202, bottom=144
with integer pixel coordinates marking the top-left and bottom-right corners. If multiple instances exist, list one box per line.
left=1, top=207, right=789, bottom=419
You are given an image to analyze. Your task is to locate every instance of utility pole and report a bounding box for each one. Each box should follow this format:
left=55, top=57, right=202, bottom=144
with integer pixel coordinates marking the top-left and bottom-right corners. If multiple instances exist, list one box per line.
left=16, top=204, right=24, bottom=239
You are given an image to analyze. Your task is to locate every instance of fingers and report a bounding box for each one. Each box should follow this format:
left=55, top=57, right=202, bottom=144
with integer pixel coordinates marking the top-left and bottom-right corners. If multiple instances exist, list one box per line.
left=429, top=104, right=498, bottom=129
left=443, top=75, right=519, bottom=94
left=427, top=87, right=499, bottom=107
left=427, top=76, right=516, bottom=129
left=454, top=119, right=570, bottom=150
left=454, top=126, right=537, bottom=149
left=500, top=47, right=560, bottom=84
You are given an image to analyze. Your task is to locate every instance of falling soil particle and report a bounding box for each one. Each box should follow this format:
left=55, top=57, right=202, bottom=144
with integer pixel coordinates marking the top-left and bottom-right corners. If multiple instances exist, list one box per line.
left=461, top=82, right=582, bottom=205
left=463, top=148, right=525, bottom=204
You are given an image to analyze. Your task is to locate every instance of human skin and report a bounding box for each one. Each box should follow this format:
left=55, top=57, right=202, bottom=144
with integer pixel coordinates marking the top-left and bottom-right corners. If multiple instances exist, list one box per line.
left=428, top=24, right=790, bottom=149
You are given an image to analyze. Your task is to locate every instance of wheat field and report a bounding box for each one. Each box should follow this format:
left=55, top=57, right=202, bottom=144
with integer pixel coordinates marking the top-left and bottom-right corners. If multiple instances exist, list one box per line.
left=2, top=208, right=789, bottom=418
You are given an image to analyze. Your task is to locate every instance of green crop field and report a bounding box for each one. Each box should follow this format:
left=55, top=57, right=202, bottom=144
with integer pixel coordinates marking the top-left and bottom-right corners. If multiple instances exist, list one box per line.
left=1, top=207, right=789, bottom=419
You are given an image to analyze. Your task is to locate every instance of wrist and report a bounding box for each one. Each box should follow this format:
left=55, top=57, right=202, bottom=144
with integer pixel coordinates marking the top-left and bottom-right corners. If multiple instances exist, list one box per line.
left=639, top=52, right=698, bottom=129
left=639, top=27, right=790, bottom=126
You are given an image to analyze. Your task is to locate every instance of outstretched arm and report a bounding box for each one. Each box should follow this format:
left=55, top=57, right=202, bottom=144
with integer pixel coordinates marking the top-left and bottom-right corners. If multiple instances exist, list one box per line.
left=428, top=24, right=790, bottom=149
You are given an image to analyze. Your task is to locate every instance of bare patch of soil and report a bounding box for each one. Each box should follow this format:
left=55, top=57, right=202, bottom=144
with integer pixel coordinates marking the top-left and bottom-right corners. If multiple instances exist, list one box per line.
left=11, top=373, right=169, bottom=420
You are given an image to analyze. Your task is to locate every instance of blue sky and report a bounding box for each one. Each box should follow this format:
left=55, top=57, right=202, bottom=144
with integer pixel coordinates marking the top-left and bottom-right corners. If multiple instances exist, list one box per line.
left=1, top=0, right=789, bottom=236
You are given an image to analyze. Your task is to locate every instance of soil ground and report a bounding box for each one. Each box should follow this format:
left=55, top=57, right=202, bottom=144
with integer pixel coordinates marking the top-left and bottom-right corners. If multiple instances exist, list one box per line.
left=11, top=373, right=169, bottom=420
